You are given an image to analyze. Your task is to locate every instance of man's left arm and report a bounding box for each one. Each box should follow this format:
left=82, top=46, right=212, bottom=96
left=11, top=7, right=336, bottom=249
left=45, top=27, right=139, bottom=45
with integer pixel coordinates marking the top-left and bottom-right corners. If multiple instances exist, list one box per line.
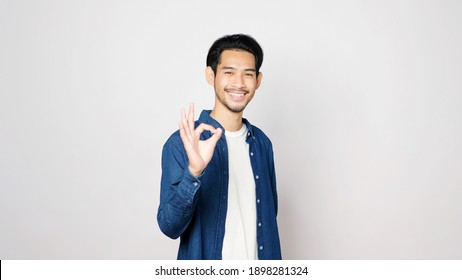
left=268, top=142, right=278, bottom=216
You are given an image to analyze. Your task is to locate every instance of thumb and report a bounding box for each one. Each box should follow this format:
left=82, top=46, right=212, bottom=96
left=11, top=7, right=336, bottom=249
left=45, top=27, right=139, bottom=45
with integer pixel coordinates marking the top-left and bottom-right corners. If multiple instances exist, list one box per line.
left=208, top=127, right=222, bottom=144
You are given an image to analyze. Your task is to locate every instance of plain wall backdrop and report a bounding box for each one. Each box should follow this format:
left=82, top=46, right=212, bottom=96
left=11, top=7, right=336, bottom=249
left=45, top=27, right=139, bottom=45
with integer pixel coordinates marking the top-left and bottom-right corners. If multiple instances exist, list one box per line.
left=1, top=0, right=462, bottom=259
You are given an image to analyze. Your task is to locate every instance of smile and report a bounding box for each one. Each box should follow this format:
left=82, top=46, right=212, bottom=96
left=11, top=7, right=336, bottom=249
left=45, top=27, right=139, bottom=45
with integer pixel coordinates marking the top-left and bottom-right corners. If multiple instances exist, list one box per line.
left=226, top=89, right=248, bottom=95
left=229, top=92, right=245, bottom=97
left=226, top=90, right=247, bottom=102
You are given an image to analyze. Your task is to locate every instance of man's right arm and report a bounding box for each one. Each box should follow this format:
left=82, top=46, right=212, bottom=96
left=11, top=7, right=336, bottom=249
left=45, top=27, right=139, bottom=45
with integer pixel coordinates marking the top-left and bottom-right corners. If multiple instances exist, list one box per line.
left=157, top=134, right=202, bottom=239
left=157, top=103, right=221, bottom=239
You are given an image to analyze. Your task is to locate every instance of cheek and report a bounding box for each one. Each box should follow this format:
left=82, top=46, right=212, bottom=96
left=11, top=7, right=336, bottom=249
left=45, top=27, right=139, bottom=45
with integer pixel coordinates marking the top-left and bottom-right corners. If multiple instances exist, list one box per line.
left=246, top=80, right=258, bottom=89
left=214, top=80, right=225, bottom=93
left=216, top=78, right=229, bottom=89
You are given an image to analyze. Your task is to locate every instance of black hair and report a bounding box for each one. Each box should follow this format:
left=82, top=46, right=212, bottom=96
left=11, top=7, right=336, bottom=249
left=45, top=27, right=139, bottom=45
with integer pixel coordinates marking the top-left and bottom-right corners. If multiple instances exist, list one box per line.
left=206, top=34, right=264, bottom=76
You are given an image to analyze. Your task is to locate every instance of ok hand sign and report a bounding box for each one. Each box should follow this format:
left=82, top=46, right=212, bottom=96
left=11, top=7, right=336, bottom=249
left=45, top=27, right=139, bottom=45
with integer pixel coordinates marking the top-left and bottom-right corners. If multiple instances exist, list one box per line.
left=178, top=103, right=223, bottom=177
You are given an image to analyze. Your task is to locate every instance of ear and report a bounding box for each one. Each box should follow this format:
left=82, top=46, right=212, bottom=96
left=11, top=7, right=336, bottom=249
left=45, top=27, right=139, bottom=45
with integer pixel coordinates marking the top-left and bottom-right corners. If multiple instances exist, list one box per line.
left=205, top=66, right=215, bottom=86
left=256, top=72, right=263, bottom=89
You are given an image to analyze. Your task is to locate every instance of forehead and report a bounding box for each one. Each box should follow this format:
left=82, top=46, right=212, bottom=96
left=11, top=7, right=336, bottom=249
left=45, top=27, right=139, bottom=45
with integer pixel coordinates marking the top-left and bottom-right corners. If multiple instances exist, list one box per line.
left=218, top=50, right=256, bottom=69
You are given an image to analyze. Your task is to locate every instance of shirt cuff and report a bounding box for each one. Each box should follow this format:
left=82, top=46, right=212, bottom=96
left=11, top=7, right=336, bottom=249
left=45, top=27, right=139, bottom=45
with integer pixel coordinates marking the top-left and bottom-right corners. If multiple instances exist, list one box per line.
left=179, top=168, right=204, bottom=199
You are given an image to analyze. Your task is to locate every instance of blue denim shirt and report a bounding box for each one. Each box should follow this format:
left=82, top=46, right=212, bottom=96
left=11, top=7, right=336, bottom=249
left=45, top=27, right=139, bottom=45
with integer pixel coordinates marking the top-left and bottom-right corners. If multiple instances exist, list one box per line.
left=157, top=110, right=282, bottom=260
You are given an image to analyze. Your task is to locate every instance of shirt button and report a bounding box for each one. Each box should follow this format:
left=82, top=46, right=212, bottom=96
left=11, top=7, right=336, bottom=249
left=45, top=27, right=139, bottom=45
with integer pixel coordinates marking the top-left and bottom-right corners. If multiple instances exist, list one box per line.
left=255, top=175, right=259, bottom=179
left=257, top=199, right=260, bottom=203
left=259, top=246, right=263, bottom=250
left=247, top=132, right=251, bottom=136
left=193, top=182, right=198, bottom=187
left=250, top=152, right=254, bottom=156
left=258, top=222, right=261, bottom=227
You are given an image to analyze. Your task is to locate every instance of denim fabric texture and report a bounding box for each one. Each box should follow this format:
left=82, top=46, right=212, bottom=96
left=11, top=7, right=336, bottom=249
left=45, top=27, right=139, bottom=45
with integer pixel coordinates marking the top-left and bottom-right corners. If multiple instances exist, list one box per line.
left=157, top=110, right=282, bottom=260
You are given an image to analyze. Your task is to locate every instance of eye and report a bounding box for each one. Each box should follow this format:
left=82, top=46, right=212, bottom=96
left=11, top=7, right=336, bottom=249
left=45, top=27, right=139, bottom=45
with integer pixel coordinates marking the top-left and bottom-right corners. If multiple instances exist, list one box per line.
left=245, top=73, right=254, bottom=77
left=224, top=71, right=233, bottom=75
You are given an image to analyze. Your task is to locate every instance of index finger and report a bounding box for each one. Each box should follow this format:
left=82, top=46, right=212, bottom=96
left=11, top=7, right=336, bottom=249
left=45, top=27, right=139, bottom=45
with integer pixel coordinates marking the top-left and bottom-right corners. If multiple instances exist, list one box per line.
left=194, top=123, right=220, bottom=135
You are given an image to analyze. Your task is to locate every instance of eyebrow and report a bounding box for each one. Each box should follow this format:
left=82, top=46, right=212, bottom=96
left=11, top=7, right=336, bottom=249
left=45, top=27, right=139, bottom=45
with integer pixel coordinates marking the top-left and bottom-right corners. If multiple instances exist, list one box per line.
left=221, top=66, right=256, bottom=72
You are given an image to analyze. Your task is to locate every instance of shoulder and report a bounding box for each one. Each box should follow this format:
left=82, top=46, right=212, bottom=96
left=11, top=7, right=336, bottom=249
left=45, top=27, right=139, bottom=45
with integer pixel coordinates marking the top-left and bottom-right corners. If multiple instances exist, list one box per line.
left=164, top=129, right=180, bottom=144
left=162, top=129, right=184, bottom=153
left=161, top=129, right=189, bottom=167
left=162, top=119, right=206, bottom=151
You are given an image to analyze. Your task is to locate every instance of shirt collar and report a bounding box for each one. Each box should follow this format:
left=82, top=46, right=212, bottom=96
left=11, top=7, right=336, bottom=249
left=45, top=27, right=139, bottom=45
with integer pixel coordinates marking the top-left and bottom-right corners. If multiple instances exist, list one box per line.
left=199, top=110, right=255, bottom=141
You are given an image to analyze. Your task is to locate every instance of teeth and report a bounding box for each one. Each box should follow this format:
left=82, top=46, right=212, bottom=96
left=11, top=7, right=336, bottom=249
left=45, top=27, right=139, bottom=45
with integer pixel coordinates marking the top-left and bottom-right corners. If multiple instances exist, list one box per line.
left=230, top=93, right=244, bottom=97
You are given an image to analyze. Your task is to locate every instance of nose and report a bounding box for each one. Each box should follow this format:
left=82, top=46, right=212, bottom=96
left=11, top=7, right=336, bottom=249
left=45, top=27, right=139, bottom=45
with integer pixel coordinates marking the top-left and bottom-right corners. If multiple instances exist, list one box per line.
left=232, top=73, right=245, bottom=88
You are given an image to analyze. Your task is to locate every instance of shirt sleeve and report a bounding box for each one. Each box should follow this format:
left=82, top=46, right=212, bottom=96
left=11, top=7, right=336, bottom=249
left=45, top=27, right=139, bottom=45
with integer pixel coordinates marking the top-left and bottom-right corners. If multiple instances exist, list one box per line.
left=157, top=133, right=203, bottom=239
left=268, top=142, right=278, bottom=216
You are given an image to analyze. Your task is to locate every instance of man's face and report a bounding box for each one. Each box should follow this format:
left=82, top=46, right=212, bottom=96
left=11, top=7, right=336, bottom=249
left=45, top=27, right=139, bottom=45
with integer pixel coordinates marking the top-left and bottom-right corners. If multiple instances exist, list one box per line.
left=207, top=49, right=262, bottom=113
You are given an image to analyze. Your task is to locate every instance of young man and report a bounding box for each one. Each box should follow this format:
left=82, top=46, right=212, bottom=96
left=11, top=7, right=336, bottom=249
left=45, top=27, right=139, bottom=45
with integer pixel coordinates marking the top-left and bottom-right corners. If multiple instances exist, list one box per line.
left=157, top=34, right=282, bottom=260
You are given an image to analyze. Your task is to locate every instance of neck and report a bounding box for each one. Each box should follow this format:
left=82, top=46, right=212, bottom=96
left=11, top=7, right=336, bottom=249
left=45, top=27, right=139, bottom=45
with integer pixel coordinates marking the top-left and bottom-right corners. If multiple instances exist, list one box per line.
left=210, top=105, right=243, bottom=132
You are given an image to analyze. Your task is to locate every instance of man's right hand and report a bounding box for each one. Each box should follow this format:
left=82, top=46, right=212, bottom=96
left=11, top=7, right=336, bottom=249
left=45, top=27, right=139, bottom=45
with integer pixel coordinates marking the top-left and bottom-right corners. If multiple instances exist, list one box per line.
left=178, top=103, right=222, bottom=177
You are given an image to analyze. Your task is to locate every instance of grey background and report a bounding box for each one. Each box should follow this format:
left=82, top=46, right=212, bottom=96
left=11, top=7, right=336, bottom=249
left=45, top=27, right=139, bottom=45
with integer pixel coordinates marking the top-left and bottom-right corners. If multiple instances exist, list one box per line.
left=1, top=0, right=461, bottom=259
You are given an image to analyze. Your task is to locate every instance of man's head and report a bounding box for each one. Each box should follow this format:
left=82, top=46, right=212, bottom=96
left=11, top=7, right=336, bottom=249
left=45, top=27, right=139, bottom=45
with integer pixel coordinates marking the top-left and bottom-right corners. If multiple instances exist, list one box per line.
left=206, top=34, right=264, bottom=114
left=206, top=34, right=264, bottom=76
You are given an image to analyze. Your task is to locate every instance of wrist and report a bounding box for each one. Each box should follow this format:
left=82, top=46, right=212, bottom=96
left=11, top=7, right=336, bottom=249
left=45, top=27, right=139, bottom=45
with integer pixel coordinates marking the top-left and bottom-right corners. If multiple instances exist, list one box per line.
left=188, top=166, right=203, bottom=178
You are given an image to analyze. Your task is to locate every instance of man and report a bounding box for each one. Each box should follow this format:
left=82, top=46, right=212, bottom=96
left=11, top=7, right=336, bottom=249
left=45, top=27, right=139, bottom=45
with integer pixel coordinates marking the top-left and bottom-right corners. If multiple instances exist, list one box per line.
left=157, top=34, right=282, bottom=260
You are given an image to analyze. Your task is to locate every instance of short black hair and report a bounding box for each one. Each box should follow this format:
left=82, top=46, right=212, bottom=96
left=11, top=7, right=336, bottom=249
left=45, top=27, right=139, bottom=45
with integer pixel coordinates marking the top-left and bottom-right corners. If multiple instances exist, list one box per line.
left=206, top=34, right=264, bottom=76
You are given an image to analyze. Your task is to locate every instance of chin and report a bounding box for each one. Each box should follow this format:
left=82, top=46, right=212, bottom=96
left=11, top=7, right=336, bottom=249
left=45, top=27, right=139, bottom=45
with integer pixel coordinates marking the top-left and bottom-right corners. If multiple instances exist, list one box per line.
left=226, top=104, right=247, bottom=113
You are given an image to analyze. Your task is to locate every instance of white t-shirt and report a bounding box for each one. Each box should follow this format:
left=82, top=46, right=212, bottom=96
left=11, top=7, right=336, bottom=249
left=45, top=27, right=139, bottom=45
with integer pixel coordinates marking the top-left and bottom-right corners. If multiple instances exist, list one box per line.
left=222, top=123, right=257, bottom=260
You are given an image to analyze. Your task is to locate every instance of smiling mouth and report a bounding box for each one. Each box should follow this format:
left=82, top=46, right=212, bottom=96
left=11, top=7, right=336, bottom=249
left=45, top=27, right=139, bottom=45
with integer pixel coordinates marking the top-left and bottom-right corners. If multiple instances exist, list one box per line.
left=229, top=92, right=245, bottom=97
left=225, top=88, right=248, bottom=96
left=225, top=90, right=248, bottom=102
